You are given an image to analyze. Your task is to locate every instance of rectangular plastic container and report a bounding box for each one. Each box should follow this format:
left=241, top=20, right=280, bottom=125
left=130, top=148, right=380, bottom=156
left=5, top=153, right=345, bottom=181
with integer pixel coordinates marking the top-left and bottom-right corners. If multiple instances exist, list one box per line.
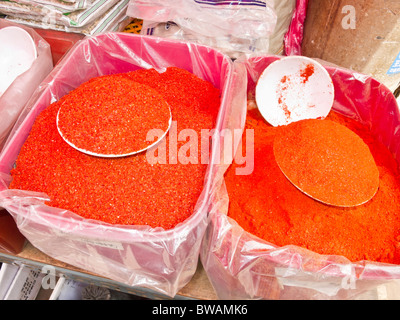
left=0, top=33, right=234, bottom=297
left=201, top=55, right=400, bottom=300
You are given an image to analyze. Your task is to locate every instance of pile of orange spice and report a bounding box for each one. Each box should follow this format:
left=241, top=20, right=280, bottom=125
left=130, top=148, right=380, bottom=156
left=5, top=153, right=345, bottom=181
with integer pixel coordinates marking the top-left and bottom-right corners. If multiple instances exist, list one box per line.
left=9, top=67, right=220, bottom=230
left=273, top=119, right=380, bottom=207
left=225, top=108, right=400, bottom=264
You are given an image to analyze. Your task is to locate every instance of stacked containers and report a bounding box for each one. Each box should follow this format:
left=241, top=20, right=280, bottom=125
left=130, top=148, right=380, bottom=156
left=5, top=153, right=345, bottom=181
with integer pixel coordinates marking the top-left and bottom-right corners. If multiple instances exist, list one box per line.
left=0, top=33, right=235, bottom=297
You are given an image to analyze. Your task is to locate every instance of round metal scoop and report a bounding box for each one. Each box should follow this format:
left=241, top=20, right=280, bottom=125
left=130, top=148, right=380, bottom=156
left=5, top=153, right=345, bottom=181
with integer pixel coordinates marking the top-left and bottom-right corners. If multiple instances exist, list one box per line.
left=273, top=119, right=380, bottom=207
left=255, top=56, right=334, bottom=127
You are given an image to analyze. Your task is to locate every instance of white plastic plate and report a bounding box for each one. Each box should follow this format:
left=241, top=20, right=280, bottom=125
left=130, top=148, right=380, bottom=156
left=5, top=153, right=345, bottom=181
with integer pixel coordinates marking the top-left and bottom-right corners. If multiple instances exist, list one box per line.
left=0, top=26, right=37, bottom=97
left=255, top=56, right=334, bottom=127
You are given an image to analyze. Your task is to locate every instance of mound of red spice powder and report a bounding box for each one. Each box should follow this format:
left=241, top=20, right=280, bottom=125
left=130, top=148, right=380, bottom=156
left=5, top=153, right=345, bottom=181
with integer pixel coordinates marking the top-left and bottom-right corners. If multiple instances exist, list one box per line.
left=56, top=76, right=171, bottom=156
left=225, top=108, right=400, bottom=264
left=273, top=119, right=380, bottom=207
left=9, top=67, right=220, bottom=230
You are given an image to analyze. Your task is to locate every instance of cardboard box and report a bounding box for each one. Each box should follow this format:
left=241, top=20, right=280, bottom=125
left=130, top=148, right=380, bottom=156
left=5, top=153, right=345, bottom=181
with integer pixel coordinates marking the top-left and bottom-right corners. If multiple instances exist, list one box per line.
left=301, top=0, right=400, bottom=93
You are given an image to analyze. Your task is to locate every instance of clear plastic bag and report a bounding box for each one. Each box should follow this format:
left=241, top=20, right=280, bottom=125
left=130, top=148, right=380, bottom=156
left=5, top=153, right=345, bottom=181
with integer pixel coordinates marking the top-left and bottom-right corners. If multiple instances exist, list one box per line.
left=0, top=33, right=233, bottom=297
left=140, top=20, right=271, bottom=59
left=6, top=1, right=131, bottom=36
left=127, top=0, right=278, bottom=57
left=201, top=55, right=400, bottom=300
left=128, top=0, right=307, bottom=58
left=127, top=0, right=277, bottom=40
left=0, top=19, right=53, bottom=150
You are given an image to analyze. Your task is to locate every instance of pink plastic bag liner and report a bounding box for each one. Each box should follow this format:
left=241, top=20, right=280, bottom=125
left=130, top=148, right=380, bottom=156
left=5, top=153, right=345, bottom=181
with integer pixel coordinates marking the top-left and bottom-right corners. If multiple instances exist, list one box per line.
left=0, top=19, right=53, bottom=150
left=284, top=0, right=309, bottom=56
left=0, top=33, right=233, bottom=297
left=201, top=55, right=400, bottom=300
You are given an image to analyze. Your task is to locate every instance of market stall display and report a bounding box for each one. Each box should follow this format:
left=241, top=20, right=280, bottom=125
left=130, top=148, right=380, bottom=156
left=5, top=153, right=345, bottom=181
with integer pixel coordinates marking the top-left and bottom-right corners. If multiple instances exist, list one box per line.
left=1, top=0, right=399, bottom=302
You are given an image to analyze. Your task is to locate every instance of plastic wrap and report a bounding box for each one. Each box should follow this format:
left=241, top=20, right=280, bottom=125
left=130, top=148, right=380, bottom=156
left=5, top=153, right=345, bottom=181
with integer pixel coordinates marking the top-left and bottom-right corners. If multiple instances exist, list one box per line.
left=0, top=33, right=233, bottom=297
left=138, top=0, right=296, bottom=58
left=284, top=0, right=309, bottom=56
left=0, top=0, right=120, bottom=28
left=127, top=0, right=277, bottom=40
left=6, top=0, right=132, bottom=36
left=201, top=55, right=400, bottom=300
left=0, top=19, right=53, bottom=150
left=127, top=0, right=278, bottom=58
left=268, top=0, right=297, bottom=55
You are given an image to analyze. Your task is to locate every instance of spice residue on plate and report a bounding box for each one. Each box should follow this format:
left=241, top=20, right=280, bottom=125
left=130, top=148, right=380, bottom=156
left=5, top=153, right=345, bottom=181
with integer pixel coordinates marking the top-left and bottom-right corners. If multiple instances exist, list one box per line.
left=276, top=63, right=316, bottom=123
left=300, top=63, right=314, bottom=83
left=225, top=108, right=400, bottom=264
left=9, top=67, right=221, bottom=230
left=277, top=75, right=291, bottom=119
left=56, top=76, right=171, bottom=156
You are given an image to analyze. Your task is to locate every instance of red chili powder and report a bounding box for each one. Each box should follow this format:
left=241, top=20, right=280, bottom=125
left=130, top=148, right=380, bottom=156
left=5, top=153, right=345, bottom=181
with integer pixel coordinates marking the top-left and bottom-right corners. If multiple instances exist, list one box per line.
left=273, top=119, right=380, bottom=207
left=300, top=63, right=314, bottom=83
left=225, top=108, right=400, bottom=264
left=57, top=76, right=171, bottom=155
left=9, top=67, right=221, bottom=230
left=277, top=76, right=291, bottom=119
